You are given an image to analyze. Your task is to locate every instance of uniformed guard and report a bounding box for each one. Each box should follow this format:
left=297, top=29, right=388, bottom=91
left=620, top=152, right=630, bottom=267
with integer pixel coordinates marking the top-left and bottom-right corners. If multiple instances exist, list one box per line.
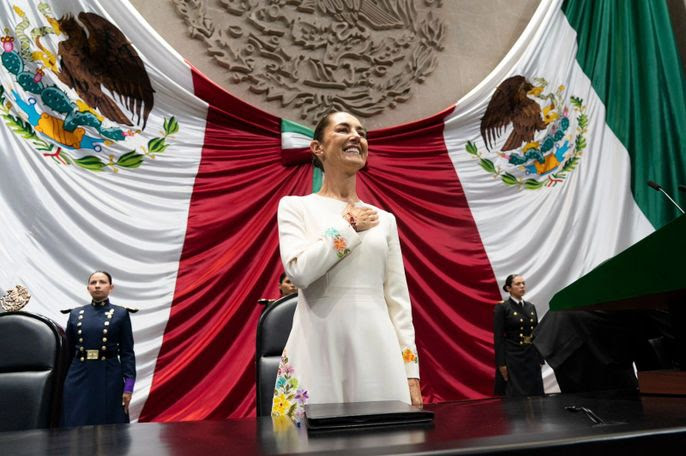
left=493, top=274, right=544, bottom=396
left=60, top=271, right=136, bottom=427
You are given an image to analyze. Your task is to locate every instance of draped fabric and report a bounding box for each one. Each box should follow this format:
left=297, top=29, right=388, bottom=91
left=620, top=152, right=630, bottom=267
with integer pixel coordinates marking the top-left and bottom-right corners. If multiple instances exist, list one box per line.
left=0, top=0, right=207, bottom=421
left=1, top=0, right=684, bottom=422
left=437, top=0, right=684, bottom=393
left=562, top=0, right=686, bottom=229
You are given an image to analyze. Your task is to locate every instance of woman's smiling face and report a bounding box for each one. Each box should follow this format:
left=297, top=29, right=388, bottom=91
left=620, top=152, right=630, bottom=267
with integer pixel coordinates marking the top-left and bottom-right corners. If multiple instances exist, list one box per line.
left=312, top=112, right=368, bottom=173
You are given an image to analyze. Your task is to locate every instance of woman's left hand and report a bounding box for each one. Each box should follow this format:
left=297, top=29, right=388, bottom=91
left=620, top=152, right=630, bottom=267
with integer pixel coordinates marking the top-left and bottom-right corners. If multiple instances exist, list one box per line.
left=122, top=392, right=132, bottom=415
left=408, top=378, right=422, bottom=407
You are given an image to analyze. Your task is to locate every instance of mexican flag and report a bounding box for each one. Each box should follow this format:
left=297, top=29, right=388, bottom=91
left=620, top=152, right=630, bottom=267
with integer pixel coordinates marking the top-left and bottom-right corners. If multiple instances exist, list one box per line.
left=0, top=0, right=683, bottom=422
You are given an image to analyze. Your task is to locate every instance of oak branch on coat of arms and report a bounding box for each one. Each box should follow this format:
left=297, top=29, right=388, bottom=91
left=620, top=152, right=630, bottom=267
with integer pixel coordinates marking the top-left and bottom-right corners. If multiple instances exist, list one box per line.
left=0, top=4, right=179, bottom=172
left=466, top=74, right=588, bottom=190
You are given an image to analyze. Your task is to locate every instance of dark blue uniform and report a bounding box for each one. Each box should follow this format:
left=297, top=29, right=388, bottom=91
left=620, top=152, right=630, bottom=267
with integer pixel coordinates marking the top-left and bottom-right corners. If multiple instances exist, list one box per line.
left=494, top=298, right=544, bottom=396
left=61, top=300, right=135, bottom=427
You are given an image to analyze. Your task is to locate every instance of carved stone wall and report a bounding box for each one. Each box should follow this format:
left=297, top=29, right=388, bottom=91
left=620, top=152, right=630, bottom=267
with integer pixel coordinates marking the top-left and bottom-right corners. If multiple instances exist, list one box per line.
left=131, top=0, right=541, bottom=129
left=171, top=0, right=446, bottom=123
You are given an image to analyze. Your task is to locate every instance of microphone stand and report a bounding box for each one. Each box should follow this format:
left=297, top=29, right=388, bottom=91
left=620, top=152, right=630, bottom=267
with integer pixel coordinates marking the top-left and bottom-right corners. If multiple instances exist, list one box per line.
left=648, top=181, right=685, bottom=214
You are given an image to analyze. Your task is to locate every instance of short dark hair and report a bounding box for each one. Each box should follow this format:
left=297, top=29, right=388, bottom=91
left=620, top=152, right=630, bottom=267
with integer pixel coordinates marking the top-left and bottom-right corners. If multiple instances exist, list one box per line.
left=279, top=272, right=287, bottom=284
left=88, top=270, right=113, bottom=284
left=311, top=111, right=339, bottom=171
left=502, top=274, right=520, bottom=293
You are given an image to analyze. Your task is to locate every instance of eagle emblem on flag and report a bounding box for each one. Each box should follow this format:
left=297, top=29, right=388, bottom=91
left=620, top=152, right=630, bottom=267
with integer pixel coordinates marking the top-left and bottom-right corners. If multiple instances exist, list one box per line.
left=0, top=4, right=179, bottom=172
left=465, top=75, right=588, bottom=190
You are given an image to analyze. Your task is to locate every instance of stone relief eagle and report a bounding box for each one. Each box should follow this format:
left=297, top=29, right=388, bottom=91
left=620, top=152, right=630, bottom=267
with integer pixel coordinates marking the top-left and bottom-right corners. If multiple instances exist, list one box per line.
left=480, top=75, right=545, bottom=151
left=315, top=0, right=404, bottom=30
left=57, top=12, right=154, bottom=129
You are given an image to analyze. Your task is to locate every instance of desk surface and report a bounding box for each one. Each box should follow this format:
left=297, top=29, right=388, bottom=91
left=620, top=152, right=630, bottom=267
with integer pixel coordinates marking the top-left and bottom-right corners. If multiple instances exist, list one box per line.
left=2, top=392, right=686, bottom=455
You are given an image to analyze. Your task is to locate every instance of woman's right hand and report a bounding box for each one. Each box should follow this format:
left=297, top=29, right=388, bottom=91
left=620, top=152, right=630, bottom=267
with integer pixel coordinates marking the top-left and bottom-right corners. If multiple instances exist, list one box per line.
left=344, top=204, right=379, bottom=232
left=498, top=365, right=508, bottom=382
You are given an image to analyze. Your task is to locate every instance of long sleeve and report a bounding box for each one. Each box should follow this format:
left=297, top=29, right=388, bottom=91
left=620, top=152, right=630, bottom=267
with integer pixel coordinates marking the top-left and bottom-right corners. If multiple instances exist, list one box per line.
left=278, top=196, right=361, bottom=289
left=119, top=310, right=136, bottom=392
left=383, top=213, right=420, bottom=379
left=494, top=303, right=506, bottom=366
left=64, top=313, right=75, bottom=360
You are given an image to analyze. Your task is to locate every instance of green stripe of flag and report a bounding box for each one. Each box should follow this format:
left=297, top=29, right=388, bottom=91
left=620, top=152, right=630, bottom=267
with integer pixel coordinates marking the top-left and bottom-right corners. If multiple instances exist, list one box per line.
left=280, top=119, right=322, bottom=192
left=281, top=118, right=314, bottom=138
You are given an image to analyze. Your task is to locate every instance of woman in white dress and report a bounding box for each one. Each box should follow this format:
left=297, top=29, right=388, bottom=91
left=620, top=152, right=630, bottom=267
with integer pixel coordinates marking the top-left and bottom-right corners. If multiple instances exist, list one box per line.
left=272, top=111, right=421, bottom=422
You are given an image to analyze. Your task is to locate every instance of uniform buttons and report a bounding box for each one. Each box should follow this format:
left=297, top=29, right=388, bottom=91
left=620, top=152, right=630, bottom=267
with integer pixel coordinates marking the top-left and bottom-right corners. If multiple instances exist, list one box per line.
left=79, top=347, right=84, bottom=352
left=513, top=312, right=518, bottom=316
left=78, top=315, right=83, bottom=320
left=519, top=333, right=523, bottom=337
left=103, top=329, right=108, bottom=334
left=530, top=318, right=534, bottom=322
left=519, top=318, right=523, bottom=322
left=77, top=330, right=82, bottom=335
left=101, top=346, right=106, bottom=351
left=104, top=322, right=110, bottom=326
left=101, top=357, right=106, bottom=360
left=102, top=337, right=107, bottom=342
left=80, top=357, right=85, bottom=362
left=79, top=338, right=83, bottom=343
left=77, top=322, right=82, bottom=327
left=79, top=310, right=84, bottom=314
left=520, top=326, right=523, bottom=330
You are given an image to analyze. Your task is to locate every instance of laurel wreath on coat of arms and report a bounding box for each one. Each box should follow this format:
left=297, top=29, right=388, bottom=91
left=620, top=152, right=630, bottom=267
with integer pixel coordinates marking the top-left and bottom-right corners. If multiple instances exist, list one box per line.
left=0, top=4, right=180, bottom=173
left=465, top=75, right=588, bottom=190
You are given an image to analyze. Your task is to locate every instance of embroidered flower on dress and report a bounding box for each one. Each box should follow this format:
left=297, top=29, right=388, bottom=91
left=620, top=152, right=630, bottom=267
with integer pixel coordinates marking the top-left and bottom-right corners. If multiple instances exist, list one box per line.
left=294, top=388, right=309, bottom=405
left=278, top=364, right=294, bottom=376
left=333, top=237, right=347, bottom=252
left=272, top=393, right=291, bottom=416
left=271, top=352, right=308, bottom=422
left=402, top=347, right=419, bottom=364
left=324, top=228, right=351, bottom=258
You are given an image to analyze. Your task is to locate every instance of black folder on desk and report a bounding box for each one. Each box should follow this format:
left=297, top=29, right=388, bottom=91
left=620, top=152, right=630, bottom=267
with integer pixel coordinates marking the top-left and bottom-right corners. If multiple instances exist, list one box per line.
left=304, top=400, right=434, bottom=431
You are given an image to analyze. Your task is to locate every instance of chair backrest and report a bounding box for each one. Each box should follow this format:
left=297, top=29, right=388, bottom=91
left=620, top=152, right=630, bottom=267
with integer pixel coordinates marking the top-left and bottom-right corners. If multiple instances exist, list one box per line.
left=0, top=311, right=68, bottom=431
left=255, top=294, right=297, bottom=416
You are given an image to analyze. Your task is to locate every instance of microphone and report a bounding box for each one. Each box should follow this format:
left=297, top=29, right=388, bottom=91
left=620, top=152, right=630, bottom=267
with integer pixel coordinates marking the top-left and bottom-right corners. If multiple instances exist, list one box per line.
left=647, top=180, right=685, bottom=214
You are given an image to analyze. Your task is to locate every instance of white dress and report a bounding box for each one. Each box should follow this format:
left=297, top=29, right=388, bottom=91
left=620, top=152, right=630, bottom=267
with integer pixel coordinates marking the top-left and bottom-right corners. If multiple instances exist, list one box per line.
left=271, top=193, right=419, bottom=421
